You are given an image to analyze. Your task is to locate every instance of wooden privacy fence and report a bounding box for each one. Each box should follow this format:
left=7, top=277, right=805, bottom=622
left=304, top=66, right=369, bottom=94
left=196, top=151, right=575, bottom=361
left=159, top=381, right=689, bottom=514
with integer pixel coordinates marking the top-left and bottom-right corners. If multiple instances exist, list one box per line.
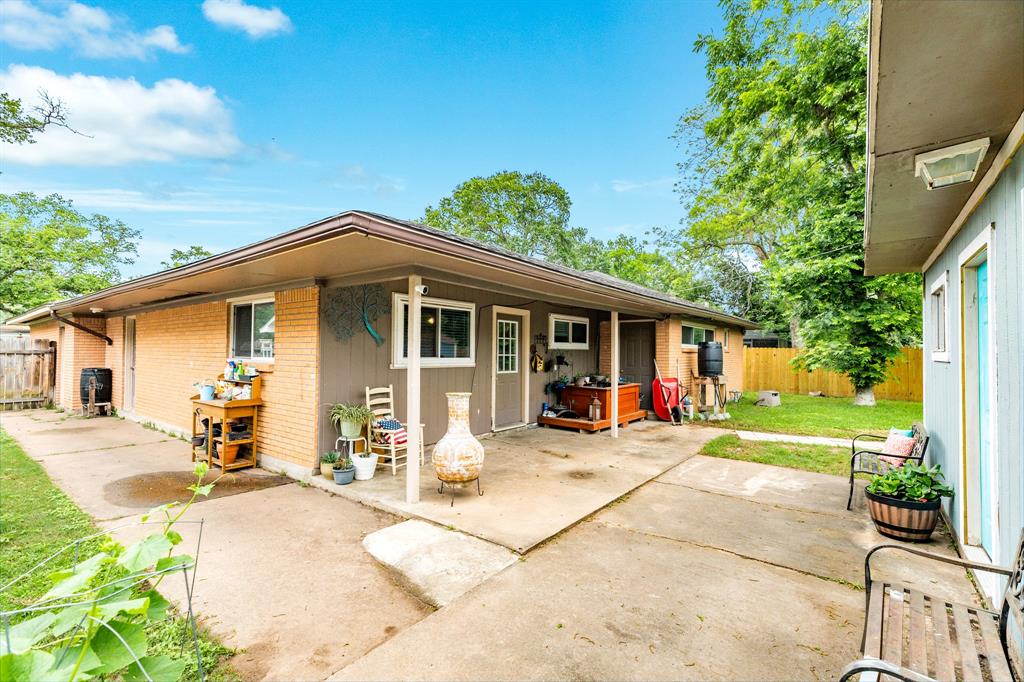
left=743, top=347, right=923, bottom=402
left=1, top=336, right=56, bottom=410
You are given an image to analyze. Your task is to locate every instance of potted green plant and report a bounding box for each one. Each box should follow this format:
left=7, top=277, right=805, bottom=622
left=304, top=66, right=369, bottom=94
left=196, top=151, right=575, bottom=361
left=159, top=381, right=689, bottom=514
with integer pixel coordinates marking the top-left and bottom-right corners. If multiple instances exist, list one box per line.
left=865, top=462, right=954, bottom=542
left=332, top=455, right=355, bottom=485
left=320, top=450, right=340, bottom=479
left=329, top=402, right=374, bottom=438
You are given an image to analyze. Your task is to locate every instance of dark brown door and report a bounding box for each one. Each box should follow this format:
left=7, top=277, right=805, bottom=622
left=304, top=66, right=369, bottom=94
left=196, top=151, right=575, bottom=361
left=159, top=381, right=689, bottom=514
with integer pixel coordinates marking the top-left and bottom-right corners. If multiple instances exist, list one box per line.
left=619, top=322, right=654, bottom=409
left=494, top=314, right=523, bottom=427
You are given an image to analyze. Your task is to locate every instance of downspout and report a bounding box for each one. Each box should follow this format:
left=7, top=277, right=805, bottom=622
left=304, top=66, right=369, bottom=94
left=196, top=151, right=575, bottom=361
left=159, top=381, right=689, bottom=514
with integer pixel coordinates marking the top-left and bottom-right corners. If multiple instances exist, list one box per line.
left=50, top=310, right=113, bottom=345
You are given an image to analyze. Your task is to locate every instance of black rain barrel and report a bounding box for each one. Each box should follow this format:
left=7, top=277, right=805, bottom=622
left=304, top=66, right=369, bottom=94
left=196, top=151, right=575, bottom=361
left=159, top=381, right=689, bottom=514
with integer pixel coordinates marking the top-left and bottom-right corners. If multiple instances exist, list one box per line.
left=697, top=342, right=723, bottom=377
left=80, top=368, right=113, bottom=405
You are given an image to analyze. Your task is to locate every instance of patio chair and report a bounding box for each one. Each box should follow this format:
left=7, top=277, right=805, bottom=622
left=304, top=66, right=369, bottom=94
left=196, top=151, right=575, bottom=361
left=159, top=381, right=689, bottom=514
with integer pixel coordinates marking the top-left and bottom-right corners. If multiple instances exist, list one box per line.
left=846, top=422, right=929, bottom=510
left=365, top=384, right=425, bottom=476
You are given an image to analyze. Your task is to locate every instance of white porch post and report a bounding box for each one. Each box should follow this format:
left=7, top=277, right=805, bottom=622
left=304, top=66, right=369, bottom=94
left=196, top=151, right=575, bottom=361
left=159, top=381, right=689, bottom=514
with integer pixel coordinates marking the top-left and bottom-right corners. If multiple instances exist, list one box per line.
left=406, top=275, right=422, bottom=504
left=610, top=310, right=619, bottom=438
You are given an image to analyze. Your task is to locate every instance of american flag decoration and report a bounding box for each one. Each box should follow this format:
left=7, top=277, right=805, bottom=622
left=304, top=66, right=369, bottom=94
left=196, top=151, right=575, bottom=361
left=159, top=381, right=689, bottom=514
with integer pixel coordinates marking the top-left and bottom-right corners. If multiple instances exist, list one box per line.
left=374, top=417, right=408, bottom=445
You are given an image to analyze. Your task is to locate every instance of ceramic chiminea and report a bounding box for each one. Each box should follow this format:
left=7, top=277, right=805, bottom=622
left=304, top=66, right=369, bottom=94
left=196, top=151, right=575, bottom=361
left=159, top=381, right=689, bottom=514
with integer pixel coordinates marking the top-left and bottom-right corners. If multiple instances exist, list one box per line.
left=432, top=392, right=485, bottom=487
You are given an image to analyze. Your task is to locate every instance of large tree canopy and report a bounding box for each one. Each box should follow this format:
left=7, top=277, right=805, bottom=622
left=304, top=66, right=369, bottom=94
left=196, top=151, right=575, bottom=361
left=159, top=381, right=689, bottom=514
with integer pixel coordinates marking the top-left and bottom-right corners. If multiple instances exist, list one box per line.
left=682, top=0, right=921, bottom=404
left=161, top=245, right=213, bottom=270
left=0, top=193, right=140, bottom=318
left=422, top=170, right=587, bottom=264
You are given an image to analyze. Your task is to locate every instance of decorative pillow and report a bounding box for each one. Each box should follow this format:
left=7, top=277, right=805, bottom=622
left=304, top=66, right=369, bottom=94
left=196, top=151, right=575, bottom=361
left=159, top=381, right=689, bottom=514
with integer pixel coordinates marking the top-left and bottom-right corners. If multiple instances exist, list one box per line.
left=373, top=417, right=407, bottom=446
left=889, top=427, right=914, bottom=438
left=879, top=432, right=916, bottom=467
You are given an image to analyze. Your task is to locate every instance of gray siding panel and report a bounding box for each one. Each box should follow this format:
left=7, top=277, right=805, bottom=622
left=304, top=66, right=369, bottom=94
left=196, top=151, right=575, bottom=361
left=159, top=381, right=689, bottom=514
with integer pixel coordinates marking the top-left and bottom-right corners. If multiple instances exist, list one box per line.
left=318, top=279, right=600, bottom=453
left=923, top=149, right=1024, bottom=571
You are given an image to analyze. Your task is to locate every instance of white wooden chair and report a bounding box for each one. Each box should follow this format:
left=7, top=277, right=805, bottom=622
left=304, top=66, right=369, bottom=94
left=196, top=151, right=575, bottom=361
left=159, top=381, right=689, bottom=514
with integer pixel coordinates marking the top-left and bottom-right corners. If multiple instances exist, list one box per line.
left=365, top=384, right=425, bottom=476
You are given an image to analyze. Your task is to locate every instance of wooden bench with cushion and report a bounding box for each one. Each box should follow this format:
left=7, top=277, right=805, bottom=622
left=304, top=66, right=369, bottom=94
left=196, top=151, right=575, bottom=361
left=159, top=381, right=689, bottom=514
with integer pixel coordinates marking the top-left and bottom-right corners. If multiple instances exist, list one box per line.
left=847, top=423, right=929, bottom=510
left=840, top=530, right=1023, bottom=681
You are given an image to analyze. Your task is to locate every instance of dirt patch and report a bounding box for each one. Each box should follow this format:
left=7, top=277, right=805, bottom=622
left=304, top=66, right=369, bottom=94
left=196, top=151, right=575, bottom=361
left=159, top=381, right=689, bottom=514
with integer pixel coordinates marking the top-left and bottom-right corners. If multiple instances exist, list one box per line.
left=568, top=470, right=595, bottom=480
left=103, top=470, right=292, bottom=508
left=541, top=449, right=572, bottom=459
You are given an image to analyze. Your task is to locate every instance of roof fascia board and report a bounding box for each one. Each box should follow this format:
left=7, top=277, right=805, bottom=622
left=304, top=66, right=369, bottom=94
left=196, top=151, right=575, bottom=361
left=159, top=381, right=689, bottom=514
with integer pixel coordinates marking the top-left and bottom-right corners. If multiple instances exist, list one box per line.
left=919, top=109, right=1024, bottom=273
left=100, top=278, right=321, bottom=317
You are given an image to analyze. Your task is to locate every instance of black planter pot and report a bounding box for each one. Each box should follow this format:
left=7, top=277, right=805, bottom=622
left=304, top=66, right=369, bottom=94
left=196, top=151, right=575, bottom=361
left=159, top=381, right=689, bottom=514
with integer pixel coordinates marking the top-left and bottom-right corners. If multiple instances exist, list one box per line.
left=865, top=490, right=941, bottom=542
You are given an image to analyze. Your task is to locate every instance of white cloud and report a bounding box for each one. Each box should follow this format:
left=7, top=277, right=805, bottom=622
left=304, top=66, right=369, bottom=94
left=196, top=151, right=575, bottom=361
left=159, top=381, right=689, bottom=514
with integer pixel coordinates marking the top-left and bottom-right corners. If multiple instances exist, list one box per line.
left=610, top=177, right=676, bottom=194
left=201, top=0, right=293, bottom=39
left=0, top=64, right=242, bottom=166
left=0, top=0, right=189, bottom=59
left=331, top=164, right=406, bottom=196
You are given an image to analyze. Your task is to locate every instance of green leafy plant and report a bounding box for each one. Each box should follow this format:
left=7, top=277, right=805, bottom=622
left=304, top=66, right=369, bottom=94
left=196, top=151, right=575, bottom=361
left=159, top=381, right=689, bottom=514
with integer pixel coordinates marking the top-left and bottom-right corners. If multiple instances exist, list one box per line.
left=332, top=456, right=353, bottom=471
left=0, top=462, right=219, bottom=681
left=328, top=403, right=374, bottom=430
left=320, top=451, right=340, bottom=465
left=867, top=462, right=953, bottom=503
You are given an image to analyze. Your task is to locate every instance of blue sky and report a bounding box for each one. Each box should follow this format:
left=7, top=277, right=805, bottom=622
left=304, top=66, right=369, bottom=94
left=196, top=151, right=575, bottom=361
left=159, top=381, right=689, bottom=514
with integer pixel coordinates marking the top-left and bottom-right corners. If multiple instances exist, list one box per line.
left=1, top=0, right=722, bottom=276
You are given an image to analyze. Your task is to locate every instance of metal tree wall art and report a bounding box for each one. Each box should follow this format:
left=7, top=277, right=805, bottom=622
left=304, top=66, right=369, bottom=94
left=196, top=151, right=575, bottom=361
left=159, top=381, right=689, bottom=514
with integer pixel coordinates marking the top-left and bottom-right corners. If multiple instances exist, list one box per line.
left=325, top=284, right=387, bottom=345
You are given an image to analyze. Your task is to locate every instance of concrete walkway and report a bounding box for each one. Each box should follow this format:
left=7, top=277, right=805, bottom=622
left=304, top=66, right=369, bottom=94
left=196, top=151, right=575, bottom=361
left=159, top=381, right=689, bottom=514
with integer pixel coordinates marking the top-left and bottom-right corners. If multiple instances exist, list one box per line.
left=2, top=411, right=431, bottom=681
left=333, top=457, right=979, bottom=681
left=737, top=429, right=850, bottom=448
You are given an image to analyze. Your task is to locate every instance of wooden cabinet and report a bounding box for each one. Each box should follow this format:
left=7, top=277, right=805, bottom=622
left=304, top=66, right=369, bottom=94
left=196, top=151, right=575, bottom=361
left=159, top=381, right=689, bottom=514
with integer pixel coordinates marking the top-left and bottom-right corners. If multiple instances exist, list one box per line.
left=538, top=383, right=646, bottom=433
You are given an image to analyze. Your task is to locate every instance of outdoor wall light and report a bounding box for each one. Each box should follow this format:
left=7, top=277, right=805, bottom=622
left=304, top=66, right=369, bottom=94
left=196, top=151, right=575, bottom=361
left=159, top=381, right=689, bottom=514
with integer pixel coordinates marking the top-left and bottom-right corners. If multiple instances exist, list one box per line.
left=914, top=138, right=990, bottom=190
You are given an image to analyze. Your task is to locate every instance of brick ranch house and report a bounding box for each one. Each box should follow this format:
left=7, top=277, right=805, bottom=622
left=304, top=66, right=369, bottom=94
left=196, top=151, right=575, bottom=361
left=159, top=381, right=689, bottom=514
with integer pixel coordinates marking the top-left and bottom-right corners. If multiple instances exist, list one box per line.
left=12, top=212, right=754, bottom=493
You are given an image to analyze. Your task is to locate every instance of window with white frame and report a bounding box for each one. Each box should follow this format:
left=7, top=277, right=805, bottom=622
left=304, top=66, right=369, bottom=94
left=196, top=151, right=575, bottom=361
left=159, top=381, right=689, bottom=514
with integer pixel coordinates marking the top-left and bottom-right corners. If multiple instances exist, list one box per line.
left=548, top=314, right=589, bottom=350
left=929, top=271, right=949, bottom=362
left=681, top=323, right=715, bottom=346
left=230, top=298, right=275, bottom=359
left=496, top=319, right=519, bottom=373
left=392, top=294, right=475, bottom=367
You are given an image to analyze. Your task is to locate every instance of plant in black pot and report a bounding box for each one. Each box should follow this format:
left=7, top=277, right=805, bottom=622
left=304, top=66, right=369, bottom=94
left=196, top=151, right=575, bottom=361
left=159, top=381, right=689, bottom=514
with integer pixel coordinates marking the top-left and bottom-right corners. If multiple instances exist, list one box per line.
left=332, top=455, right=355, bottom=485
left=865, top=462, right=953, bottom=542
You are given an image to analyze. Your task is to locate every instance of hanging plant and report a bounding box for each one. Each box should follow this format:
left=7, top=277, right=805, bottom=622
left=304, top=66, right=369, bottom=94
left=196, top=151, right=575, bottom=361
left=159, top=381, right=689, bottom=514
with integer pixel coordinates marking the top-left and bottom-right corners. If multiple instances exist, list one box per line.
left=324, top=284, right=387, bottom=345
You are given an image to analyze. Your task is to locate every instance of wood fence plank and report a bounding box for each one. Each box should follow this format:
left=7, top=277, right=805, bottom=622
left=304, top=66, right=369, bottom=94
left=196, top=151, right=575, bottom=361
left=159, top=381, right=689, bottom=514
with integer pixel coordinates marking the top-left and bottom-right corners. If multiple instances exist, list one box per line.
left=743, top=347, right=922, bottom=401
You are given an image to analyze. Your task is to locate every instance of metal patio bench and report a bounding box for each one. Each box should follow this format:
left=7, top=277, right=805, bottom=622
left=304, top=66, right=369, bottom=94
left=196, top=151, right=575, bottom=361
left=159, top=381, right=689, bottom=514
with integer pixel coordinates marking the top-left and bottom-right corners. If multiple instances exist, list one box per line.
left=847, top=423, right=929, bottom=510
left=840, top=530, right=1023, bottom=681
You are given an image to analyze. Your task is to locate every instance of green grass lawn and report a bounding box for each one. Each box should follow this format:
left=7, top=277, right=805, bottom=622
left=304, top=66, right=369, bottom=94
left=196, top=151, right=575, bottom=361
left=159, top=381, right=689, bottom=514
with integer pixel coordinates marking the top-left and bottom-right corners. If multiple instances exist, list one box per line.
left=0, top=429, right=236, bottom=681
left=699, top=434, right=850, bottom=477
left=711, top=391, right=923, bottom=439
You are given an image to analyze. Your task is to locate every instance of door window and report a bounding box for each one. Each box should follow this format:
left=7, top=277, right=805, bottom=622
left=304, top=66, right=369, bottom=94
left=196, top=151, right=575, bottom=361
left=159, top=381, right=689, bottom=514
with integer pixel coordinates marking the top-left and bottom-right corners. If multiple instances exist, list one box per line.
left=497, top=320, right=518, bottom=374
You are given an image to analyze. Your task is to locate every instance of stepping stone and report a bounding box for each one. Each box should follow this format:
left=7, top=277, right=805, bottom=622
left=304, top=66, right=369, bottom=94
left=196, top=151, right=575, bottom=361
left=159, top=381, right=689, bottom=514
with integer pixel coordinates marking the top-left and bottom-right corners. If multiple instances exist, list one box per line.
left=363, top=520, right=517, bottom=607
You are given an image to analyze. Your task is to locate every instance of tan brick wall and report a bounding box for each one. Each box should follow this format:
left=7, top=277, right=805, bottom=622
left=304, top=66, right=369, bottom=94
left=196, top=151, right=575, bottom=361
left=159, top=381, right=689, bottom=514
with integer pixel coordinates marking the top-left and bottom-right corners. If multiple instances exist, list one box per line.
left=128, top=286, right=321, bottom=469
left=257, top=287, right=320, bottom=468
left=133, top=301, right=229, bottom=430
left=599, top=316, right=745, bottom=397
left=104, top=316, right=124, bottom=410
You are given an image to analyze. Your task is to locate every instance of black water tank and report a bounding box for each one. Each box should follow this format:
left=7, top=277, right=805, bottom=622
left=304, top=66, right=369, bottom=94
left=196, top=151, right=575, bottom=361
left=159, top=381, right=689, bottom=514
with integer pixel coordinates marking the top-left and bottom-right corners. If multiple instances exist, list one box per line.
left=80, top=368, right=112, bottom=404
left=697, top=341, right=723, bottom=377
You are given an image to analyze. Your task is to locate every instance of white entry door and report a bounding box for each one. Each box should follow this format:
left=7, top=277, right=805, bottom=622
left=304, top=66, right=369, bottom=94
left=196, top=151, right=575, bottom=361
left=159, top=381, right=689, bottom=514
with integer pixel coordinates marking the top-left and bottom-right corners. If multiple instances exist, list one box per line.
left=494, top=315, right=522, bottom=428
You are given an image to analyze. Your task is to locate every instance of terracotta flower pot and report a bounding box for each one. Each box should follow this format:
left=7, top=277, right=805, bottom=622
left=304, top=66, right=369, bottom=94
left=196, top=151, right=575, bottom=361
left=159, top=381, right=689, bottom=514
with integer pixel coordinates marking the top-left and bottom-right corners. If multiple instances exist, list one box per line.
left=865, top=490, right=941, bottom=542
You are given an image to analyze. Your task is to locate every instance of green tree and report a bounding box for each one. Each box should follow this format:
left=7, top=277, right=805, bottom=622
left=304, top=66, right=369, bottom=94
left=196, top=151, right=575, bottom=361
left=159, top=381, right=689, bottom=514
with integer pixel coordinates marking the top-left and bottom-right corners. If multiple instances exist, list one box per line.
left=0, top=193, right=140, bottom=318
left=422, top=171, right=587, bottom=264
left=686, top=0, right=921, bottom=405
left=1, top=91, right=76, bottom=145
left=161, top=245, right=213, bottom=270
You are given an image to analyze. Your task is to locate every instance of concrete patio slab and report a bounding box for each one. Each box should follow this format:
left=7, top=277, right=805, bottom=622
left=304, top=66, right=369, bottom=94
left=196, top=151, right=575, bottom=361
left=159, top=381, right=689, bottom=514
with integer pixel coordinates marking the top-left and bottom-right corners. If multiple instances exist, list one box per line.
left=363, top=520, right=517, bottom=607
left=107, top=484, right=432, bottom=682
left=312, top=421, right=727, bottom=553
left=332, top=520, right=864, bottom=682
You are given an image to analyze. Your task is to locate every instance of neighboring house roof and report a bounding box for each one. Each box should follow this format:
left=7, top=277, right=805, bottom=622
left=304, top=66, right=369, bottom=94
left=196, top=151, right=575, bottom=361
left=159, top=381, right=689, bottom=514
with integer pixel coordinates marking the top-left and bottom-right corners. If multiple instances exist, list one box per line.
left=863, top=0, right=1024, bottom=274
left=10, top=211, right=756, bottom=329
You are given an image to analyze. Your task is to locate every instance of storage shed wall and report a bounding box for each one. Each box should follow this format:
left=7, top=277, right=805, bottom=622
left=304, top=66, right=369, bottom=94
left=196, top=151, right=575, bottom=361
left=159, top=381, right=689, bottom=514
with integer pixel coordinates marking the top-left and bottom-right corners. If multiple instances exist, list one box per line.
left=922, top=149, right=1023, bottom=575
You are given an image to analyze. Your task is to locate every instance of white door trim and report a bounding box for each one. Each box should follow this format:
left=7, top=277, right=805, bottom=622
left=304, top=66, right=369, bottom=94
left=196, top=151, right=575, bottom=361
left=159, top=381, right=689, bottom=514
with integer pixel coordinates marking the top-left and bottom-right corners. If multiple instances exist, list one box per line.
left=491, top=306, right=530, bottom=430
left=956, top=223, right=998, bottom=565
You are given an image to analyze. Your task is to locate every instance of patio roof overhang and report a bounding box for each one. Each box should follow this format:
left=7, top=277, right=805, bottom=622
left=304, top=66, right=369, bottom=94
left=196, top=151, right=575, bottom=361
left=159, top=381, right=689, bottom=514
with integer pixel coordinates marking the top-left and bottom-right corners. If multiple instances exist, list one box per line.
left=863, top=0, right=1024, bottom=275
left=12, top=211, right=755, bottom=328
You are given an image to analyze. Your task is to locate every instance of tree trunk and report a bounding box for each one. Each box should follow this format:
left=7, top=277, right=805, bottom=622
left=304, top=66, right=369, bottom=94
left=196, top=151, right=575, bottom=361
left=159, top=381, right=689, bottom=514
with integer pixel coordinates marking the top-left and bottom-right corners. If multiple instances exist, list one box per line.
left=789, top=316, right=803, bottom=349
left=853, top=386, right=876, bottom=406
